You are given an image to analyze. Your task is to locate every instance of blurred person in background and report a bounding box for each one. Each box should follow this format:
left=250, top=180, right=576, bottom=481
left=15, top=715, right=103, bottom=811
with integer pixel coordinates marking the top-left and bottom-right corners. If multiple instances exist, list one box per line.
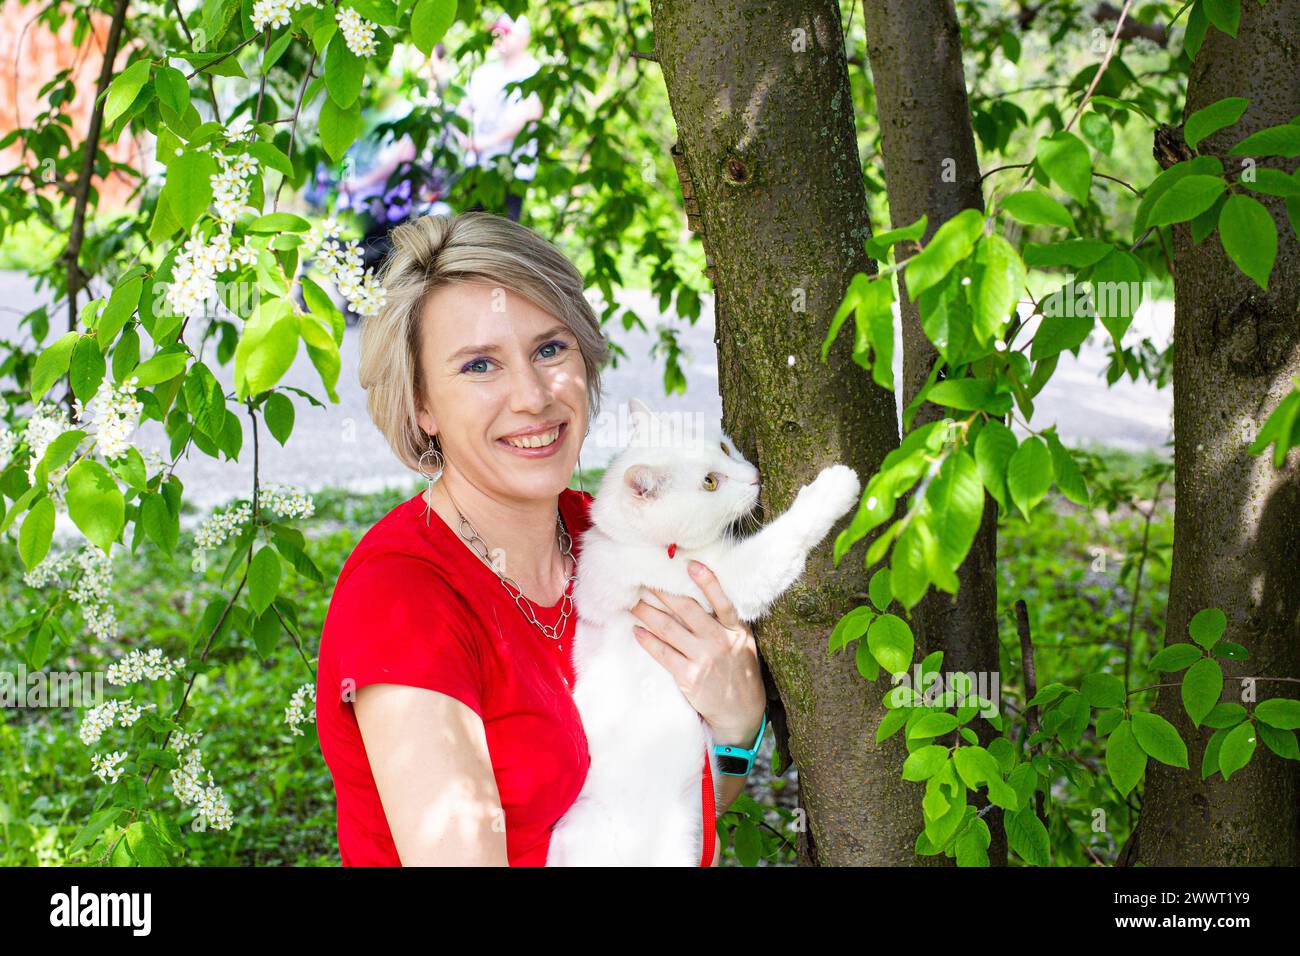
left=454, top=12, right=542, bottom=222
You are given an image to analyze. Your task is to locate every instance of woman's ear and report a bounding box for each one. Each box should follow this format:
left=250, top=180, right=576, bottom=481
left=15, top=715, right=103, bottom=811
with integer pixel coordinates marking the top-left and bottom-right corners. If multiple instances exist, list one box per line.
left=416, top=404, right=436, bottom=438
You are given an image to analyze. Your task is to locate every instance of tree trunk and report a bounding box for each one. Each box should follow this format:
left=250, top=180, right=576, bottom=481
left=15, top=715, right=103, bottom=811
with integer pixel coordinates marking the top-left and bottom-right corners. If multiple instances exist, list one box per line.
left=650, top=0, right=914, bottom=864
left=860, top=0, right=1007, bottom=864
left=1131, top=0, right=1300, bottom=866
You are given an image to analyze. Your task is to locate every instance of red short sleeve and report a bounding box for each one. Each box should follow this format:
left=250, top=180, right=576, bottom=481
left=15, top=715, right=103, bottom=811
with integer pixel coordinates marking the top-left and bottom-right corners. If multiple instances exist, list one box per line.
left=325, top=553, right=485, bottom=718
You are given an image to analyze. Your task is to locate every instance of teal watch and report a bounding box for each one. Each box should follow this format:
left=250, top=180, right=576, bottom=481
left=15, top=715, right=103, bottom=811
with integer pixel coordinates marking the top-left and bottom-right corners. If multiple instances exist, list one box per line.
left=713, top=712, right=767, bottom=776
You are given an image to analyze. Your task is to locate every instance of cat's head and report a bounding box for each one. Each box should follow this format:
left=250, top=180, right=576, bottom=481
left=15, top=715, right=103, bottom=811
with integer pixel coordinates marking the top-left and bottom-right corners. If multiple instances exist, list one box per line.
left=590, top=398, right=761, bottom=549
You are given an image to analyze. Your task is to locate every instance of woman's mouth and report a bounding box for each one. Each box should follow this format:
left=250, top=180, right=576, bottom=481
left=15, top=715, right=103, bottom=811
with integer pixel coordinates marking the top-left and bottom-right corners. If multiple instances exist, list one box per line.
left=497, top=422, right=567, bottom=458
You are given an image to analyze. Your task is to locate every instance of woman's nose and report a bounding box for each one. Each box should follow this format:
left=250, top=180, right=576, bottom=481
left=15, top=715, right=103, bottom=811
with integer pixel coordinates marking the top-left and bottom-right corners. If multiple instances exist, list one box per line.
left=509, top=364, right=552, bottom=412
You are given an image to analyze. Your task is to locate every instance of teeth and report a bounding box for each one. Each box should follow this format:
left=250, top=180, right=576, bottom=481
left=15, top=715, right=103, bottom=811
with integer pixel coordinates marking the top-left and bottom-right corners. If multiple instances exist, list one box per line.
left=504, top=426, right=560, bottom=449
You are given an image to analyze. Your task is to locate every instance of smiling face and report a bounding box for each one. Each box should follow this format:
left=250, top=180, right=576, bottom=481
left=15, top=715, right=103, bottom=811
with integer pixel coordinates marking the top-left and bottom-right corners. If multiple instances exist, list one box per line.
left=415, top=281, right=588, bottom=503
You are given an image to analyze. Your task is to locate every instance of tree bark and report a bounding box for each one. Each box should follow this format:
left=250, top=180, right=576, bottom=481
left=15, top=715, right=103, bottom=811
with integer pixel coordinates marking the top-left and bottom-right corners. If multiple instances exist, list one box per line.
left=650, top=0, right=914, bottom=864
left=1131, top=0, right=1300, bottom=866
left=860, top=0, right=1007, bottom=864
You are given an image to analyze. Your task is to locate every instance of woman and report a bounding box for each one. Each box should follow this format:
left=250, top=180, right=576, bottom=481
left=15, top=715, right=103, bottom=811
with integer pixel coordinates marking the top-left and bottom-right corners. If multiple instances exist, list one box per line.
left=315, top=212, right=766, bottom=866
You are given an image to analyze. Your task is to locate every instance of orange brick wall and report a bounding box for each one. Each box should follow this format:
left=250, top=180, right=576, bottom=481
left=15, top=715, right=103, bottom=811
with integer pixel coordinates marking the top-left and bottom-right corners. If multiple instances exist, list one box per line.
left=1, top=5, right=144, bottom=209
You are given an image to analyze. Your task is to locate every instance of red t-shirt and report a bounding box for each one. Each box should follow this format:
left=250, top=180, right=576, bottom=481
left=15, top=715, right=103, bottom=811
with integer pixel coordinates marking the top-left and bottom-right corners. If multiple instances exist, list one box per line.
left=316, top=486, right=595, bottom=866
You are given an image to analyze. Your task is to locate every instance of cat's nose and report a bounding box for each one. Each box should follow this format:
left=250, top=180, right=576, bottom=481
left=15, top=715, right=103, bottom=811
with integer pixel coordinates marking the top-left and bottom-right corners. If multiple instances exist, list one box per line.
left=750, top=474, right=761, bottom=486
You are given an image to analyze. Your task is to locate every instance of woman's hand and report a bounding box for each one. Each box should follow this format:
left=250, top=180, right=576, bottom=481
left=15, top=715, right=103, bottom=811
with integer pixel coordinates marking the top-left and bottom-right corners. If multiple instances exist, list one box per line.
left=629, top=560, right=765, bottom=748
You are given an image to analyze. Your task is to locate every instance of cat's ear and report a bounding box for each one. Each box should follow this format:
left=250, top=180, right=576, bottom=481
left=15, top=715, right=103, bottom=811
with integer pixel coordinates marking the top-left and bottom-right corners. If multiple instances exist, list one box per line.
left=627, top=398, right=654, bottom=439
left=623, top=464, right=670, bottom=501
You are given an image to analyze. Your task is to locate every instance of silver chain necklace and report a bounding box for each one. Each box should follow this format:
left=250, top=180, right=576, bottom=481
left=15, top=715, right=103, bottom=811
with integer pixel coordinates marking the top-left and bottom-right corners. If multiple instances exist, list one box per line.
left=446, top=490, right=577, bottom=642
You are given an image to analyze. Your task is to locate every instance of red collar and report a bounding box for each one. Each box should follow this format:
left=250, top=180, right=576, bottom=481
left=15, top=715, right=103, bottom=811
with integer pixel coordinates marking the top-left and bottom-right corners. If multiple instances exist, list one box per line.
left=667, top=543, right=678, bottom=558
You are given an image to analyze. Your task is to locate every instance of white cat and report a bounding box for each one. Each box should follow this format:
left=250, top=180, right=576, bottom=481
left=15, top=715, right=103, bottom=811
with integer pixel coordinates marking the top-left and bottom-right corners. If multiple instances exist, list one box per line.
left=546, top=399, right=861, bottom=866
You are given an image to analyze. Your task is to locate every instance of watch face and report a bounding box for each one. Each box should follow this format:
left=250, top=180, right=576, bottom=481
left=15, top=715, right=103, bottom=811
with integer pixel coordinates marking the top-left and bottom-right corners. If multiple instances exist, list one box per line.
left=717, top=753, right=750, bottom=775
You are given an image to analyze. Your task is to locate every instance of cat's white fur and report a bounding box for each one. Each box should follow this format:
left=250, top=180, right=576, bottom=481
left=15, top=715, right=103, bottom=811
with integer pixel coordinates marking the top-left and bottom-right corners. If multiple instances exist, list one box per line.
left=546, top=399, right=861, bottom=866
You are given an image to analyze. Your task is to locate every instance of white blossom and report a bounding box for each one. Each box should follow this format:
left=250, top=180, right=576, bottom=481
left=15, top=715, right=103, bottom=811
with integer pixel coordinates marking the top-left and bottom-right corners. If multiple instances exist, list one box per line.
left=107, top=647, right=185, bottom=686
left=285, top=683, right=316, bottom=736
left=90, top=750, right=129, bottom=785
left=169, top=746, right=233, bottom=831
left=25, top=546, right=119, bottom=642
left=74, top=376, right=143, bottom=461
left=336, top=6, right=378, bottom=57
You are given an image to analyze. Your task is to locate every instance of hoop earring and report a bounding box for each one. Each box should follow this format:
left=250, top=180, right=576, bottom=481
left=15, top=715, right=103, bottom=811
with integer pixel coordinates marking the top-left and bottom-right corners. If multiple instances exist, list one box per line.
left=418, top=441, right=445, bottom=488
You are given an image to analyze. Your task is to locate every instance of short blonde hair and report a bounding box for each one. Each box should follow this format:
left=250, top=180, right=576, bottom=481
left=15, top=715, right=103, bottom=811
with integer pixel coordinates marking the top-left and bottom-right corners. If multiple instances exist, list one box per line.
left=359, top=212, right=609, bottom=473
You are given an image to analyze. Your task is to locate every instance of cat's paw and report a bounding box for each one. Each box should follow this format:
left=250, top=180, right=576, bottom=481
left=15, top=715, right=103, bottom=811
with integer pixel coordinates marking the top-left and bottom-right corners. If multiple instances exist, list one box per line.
left=806, top=464, right=861, bottom=517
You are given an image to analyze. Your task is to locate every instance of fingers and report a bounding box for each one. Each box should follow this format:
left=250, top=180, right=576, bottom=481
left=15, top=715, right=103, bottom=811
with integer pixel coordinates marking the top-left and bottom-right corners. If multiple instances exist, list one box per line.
left=686, top=561, right=742, bottom=630
left=630, top=598, right=699, bottom=657
left=648, top=586, right=717, bottom=637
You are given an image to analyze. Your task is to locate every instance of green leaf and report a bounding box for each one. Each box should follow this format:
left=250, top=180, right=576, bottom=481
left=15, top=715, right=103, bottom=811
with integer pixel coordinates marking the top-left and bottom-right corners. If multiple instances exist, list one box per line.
left=19, top=497, right=55, bottom=570
left=319, top=96, right=362, bottom=162
left=875, top=707, right=908, bottom=743
left=1255, top=698, right=1300, bottom=730
left=1230, top=123, right=1300, bottom=158
left=141, top=492, right=179, bottom=553
left=909, top=712, right=959, bottom=741
left=411, top=0, right=457, bottom=56
left=1150, top=643, right=1203, bottom=672
left=1219, top=194, right=1277, bottom=290
left=904, top=209, right=984, bottom=301
left=104, top=58, right=151, bottom=128
left=1081, top=673, right=1124, bottom=709
left=924, top=449, right=983, bottom=568
left=1203, top=0, right=1240, bottom=37
left=1006, top=805, right=1050, bottom=866
left=866, top=614, right=914, bottom=676
left=868, top=568, right=892, bottom=612
left=97, top=277, right=144, bottom=352
left=1189, top=607, right=1227, bottom=649
left=1186, top=96, right=1249, bottom=151
left=854, top=636, right=879, bottom=681
left=69, top=336, right=106, bottom=404
left=1001, top=191, right=1074, bottom=230
left=974, top=419, right=1017, bottom=512
left=133, top=346, right=190, bottom=387
left=866, top=214, right=928, bottom=261
left=1249, top=387, right=1300, bottom=468
left=263, top=391, right=295, bottom=445
left=1089, top=248, right=1144, bottom=345
left=1022, top=239, right=1112, bottom=268
left=1203, top=702, right=1247, bottom=729
left=1132, top=711, right=1189, bottom=768
left=1147, top=175, right=1226, bottom=227
left=234, top=301, right=300, bottom=399
left=1106, top=719, right=1147, bottom=795
left=968, top=234, right=1026, bottom=344
left=1181, top=658, right=1224, bottom=728
left=159, top=151, right=217, bottom=230
left=1218, top=720, right=1256, bottom=780
left=248, top=545, right=282, bottom=615
left=1035, top=131, right=1092, bottom=205
left=903, top=745, right=949, bottom=782
left=1257, top=723, right=1300, bottom=761
left=65, top=459, right=125, bottom=554
left=324, top=34, right=365, bottom=108
left=249, top=212, right=311, bottom=234
left=927, top=377, right=1006, bottom=413
left=154, top=65, right=190, bottom=116
left=954, top=817, right=991, bottom=867
left=1044, top=430, right=1089, bottom=506
left=1006, top=436, right=1052, bottom=519
left=31, top=332, right=80, bottom=401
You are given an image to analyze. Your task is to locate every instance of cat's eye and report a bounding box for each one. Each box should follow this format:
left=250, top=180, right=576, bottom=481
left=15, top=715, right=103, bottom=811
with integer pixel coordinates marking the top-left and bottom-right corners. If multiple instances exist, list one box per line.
left=703, top=473, right=719, bottom=492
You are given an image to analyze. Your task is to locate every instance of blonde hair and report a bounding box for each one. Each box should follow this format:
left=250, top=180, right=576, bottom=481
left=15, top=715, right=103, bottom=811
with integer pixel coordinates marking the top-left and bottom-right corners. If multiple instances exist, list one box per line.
left=358, top=212, right=609, bottom=473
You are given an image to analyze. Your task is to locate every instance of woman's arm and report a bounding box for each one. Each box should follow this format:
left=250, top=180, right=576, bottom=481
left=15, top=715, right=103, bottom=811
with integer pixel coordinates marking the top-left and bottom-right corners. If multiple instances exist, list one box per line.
left=354, top=683, right=508, bottom=866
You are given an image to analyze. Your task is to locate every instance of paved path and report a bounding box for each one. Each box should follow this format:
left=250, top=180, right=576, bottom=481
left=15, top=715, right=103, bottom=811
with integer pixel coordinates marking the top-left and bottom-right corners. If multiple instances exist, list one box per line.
left=0, top=272, right=1172, bottom=513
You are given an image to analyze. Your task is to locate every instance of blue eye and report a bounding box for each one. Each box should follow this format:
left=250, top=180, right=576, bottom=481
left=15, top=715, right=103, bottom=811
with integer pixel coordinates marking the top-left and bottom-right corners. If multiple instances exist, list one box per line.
left=538, top=340, right=568, bottom=359
left=461, top=357, right=493, bottom=374
left=460, top=341, right=569, bottom=375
